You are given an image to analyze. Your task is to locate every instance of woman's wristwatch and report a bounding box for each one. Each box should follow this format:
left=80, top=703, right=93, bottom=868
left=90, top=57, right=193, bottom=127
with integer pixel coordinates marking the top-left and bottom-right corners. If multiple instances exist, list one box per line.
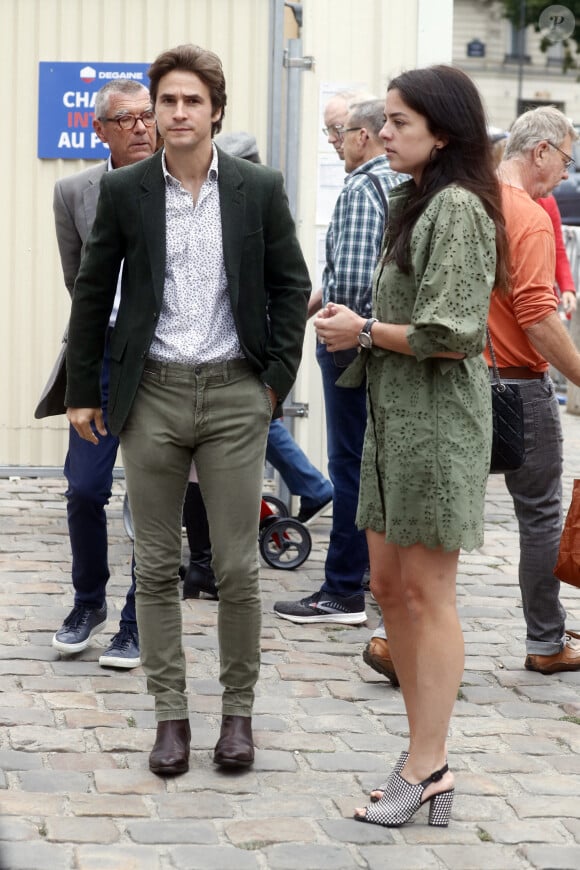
left=358, top=318, right=378, bottom=348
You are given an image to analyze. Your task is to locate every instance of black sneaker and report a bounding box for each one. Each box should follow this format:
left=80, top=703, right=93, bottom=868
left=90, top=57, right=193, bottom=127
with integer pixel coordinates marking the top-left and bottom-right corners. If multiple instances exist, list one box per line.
left=98, top=624, right=141, bottom=669
left=52, top=604, right=108, bottom=653
left=273, top=590, right=367, bottom=624
left=294, top=497, right=333, bottom=525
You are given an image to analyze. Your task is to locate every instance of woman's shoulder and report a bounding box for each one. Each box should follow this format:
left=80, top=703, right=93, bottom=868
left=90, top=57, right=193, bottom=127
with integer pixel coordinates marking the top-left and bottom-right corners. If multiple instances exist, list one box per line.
left=422, top=186, right=492, bottom=233
left=429, top=184, right=485, bottom=212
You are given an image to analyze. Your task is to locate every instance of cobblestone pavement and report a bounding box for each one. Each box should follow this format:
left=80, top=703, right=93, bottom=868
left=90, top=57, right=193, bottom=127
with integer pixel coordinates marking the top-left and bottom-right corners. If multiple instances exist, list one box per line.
left=2, top=410, right=580, bottom=869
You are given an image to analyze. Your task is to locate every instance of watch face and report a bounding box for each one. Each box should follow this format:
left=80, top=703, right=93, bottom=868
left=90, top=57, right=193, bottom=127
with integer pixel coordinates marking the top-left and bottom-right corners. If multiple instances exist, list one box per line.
left=358, top=331, right=372, bottom=349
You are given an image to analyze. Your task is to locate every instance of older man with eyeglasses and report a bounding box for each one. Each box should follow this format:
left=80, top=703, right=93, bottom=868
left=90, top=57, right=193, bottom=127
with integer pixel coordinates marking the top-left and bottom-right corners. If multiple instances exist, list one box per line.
left=49, top=80, right=156, bottom=668
left=274, top=98, right=407, bottom=627
left=321, top=89, right=376, bottom=159
left=487, top=105, right=580, bottom=675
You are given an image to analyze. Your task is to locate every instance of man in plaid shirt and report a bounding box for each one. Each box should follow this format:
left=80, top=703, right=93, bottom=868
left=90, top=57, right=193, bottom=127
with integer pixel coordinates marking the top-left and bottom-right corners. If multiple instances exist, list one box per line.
left=274, top=98, right=406, bottom=625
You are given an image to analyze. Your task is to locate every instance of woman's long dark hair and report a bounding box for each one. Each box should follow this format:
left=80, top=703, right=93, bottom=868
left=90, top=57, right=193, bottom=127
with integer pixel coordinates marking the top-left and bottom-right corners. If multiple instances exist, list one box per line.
left=387, top=65, right=510, bottom=293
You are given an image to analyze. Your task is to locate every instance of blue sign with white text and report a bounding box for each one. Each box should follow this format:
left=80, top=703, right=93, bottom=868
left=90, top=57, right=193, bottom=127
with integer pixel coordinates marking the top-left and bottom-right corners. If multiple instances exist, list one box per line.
left=38, top=61, right=150, bottom=159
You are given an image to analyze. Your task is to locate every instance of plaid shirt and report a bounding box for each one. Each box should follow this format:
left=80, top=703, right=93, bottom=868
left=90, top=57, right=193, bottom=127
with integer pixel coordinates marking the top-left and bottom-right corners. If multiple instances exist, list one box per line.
left=322, top=155, right=407, bottom=317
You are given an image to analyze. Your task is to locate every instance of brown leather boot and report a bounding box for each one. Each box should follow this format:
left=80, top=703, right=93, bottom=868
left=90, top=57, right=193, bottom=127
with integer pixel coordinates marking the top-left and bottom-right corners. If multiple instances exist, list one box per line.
left=362, top=636, right=399, bottom=687
left=213, top=714, right=254, bottom=768
left=525, top=632, right=580, bottom=674
left=149, top=719, right=191, bottom=775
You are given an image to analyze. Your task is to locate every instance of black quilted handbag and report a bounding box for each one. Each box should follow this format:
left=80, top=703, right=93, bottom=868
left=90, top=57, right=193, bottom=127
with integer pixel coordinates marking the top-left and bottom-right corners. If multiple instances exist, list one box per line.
left=487, top=328, right=525, bottom=474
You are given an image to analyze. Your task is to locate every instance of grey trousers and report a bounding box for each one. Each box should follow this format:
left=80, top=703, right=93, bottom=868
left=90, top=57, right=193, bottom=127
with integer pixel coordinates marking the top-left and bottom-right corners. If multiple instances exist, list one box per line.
left=504, top=375, right=566, bottom=655
left=119, top=358, right=271, bottom=721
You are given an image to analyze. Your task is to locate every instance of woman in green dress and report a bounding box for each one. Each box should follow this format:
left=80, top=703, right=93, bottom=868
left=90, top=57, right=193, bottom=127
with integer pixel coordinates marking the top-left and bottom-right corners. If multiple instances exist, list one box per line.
left=314, top=65, right=510, bottom=828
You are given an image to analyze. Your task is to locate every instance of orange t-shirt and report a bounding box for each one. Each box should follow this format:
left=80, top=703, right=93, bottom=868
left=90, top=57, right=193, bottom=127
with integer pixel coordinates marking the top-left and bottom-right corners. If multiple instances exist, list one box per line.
left=538, top=194, right=575, bottom=294
left=485, top=184, right=557, bottom=372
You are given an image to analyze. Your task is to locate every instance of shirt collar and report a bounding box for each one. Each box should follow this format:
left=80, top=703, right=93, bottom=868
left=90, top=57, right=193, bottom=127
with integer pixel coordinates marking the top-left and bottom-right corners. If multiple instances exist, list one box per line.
left=161, top=142, right=219, bottom=185
left=346, top=154, right=387, bottom=182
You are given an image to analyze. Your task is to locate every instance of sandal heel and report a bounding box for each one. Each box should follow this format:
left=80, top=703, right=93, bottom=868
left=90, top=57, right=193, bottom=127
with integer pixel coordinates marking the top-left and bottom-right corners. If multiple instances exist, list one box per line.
left=428, top=788, right=454, bottom=826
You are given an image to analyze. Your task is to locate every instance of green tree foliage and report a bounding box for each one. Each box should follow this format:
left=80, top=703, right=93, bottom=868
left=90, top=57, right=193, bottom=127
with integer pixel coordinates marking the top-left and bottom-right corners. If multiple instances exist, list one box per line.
left=498, top=0, right=580, bottom=71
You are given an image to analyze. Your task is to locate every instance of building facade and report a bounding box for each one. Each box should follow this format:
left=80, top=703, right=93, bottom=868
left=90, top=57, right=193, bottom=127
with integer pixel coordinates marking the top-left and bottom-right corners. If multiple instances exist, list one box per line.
left=454, top=0, right=580, bottom=130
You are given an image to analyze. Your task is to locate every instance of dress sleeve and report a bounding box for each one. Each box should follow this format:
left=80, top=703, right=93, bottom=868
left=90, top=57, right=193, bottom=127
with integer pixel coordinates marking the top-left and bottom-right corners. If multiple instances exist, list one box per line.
left=407, top=190, right=496, bottom=362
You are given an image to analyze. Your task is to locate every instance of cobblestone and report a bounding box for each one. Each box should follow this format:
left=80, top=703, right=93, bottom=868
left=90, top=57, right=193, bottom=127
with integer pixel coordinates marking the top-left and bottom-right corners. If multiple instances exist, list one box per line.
left=1, top=406, right=580, bottom=867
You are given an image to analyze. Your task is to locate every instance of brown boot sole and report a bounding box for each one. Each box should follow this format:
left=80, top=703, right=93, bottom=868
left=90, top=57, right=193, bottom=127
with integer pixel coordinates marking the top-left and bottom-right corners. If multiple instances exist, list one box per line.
left=213, top=753, right=254, bottom=769
left=362, top=647, right=400, bottom=687
left=149, top=758, right=189, bottom=776
left=525, top=656, right=580, bottom=675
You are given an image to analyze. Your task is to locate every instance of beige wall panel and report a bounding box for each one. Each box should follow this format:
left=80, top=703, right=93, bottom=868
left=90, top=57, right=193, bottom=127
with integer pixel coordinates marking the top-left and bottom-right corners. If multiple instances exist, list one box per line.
left=1, top=0, right=269, bottom=467
left=2, top=0, right=426, bottom=471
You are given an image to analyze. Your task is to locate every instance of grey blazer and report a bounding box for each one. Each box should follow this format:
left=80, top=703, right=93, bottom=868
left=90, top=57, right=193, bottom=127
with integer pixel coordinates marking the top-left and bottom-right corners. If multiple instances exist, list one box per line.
left=53, top=162, right=107, bottom=295
left=35, top=162, right=107, bottom=418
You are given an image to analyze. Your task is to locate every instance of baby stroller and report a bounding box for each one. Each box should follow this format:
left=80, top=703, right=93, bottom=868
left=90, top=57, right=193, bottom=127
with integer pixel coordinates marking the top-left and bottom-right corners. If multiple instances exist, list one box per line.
left=123, top=491, right=312, bottom=570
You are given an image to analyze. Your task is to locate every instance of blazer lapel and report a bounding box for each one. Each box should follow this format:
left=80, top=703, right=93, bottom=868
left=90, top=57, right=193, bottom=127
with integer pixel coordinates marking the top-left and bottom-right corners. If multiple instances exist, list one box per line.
left=217, top=149, right=246, bottom=307
left=138, top=151, right=166, bottom=308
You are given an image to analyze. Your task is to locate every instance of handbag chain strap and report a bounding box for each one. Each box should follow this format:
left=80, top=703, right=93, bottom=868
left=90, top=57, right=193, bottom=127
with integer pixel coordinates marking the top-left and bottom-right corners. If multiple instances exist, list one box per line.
left=486, top=326, right=506, bottom=393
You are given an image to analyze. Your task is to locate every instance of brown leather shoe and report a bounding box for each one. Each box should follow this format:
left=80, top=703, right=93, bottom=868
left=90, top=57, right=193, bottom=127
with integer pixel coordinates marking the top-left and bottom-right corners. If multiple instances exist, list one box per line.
left=213, top=714, right=254, bottom=768
left=362, top=637, right=399, bottom=687
left=149, top=719, right=191, bottom=776
left=525, top=633, right=580, bottom=675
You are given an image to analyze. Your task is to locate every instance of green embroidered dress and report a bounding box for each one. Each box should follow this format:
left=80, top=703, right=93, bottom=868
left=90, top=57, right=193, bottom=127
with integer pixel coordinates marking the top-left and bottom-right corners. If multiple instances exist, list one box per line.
left=349, top=181, right=496, bottom=551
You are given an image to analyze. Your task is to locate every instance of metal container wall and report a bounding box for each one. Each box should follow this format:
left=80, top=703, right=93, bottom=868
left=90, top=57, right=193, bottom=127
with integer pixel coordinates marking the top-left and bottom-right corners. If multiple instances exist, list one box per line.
left=0, top=0, right=428, bottom=470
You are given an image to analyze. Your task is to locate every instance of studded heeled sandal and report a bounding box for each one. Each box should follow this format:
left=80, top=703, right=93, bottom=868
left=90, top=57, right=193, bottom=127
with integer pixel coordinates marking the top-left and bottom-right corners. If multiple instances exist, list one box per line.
left=355, top=763, right=454, bottom=828
left=369, top=749, right=409, bottom=802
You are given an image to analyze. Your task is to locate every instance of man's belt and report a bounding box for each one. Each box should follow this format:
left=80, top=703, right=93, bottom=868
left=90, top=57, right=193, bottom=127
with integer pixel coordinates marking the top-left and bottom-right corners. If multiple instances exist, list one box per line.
left=489, top=366, right=545, bottom=380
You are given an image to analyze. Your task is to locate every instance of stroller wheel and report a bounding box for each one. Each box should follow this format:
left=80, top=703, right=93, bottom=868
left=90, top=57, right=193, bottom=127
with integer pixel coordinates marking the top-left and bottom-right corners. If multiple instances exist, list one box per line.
left=259, top=517, right=312, bottom=570
left=262, top=493, right=289, bottom=517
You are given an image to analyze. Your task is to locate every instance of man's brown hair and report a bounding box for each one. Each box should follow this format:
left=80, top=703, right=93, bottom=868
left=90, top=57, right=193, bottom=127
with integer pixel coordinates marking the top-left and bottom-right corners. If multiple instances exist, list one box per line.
left=148, top=44, right=227, bottom=136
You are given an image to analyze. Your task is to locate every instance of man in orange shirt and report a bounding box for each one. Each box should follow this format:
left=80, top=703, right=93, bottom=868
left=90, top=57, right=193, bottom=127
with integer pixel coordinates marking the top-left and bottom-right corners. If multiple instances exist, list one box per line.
left=489, top=106, right=580, bottom=674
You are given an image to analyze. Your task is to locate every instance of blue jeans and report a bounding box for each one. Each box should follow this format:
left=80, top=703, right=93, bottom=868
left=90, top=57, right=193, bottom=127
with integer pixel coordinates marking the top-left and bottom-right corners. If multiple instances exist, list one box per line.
left=504, top=375, right=566, bottom=655
left=316, top=342, right=368, bottom=597
left=266, top=418, right=332, bottom=509
left=64, top=340, right=137, bottom=630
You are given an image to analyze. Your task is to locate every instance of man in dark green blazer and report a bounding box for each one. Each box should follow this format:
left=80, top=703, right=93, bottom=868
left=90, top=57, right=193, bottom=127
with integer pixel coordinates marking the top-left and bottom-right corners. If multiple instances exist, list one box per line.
left=66, top=44, right=311, bottom=777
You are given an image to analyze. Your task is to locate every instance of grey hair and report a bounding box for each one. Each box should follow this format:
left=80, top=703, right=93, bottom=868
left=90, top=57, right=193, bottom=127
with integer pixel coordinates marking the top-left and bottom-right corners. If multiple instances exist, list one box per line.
left=348, top=99, right=386, bottom=139
left=94, top=80, right=151, bottom=120
left=505, top=105, right=577, bottom=158
left=327, top=89, right=378, bottom=112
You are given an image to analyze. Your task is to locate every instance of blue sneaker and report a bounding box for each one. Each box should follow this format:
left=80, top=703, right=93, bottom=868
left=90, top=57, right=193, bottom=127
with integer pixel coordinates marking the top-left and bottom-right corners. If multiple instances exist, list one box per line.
left=98, top=624, right=140, bottom=669
left=52, top=604, right=107, bottom=653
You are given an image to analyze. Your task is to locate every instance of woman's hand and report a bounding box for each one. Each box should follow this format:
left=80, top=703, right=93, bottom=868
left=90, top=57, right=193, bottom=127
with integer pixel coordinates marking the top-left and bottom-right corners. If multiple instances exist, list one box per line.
left=314, top=303, right=365, bottom=351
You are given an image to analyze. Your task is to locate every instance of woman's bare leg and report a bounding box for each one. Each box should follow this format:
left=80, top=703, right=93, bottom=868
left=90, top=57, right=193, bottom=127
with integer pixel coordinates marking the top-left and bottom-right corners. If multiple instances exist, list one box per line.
left=359, top=534, right=462, bottom=812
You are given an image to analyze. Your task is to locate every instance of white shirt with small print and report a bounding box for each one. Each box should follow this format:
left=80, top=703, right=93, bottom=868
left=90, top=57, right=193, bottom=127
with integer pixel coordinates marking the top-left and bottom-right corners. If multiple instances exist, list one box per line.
left=148, top=144, right=243, bottom=365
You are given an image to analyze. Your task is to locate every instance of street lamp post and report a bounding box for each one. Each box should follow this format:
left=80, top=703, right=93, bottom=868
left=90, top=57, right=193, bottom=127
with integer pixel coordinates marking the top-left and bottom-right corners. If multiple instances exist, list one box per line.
left=517, top=0, right=527, bottom=109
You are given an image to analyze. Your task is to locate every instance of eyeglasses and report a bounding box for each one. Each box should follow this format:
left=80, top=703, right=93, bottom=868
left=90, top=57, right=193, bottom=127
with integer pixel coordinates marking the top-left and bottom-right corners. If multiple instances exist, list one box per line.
left=322, top=124, right=364, bottom=138
left=100, top=110, right=156, bottom=131
left=547, top=140, right=575, bottom=170
left=322, top=124, right=346, bottom=138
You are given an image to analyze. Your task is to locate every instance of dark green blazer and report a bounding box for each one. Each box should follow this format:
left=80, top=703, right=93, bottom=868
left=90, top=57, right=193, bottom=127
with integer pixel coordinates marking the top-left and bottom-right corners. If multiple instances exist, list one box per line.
left=65, top=147, right=311, bottom=435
